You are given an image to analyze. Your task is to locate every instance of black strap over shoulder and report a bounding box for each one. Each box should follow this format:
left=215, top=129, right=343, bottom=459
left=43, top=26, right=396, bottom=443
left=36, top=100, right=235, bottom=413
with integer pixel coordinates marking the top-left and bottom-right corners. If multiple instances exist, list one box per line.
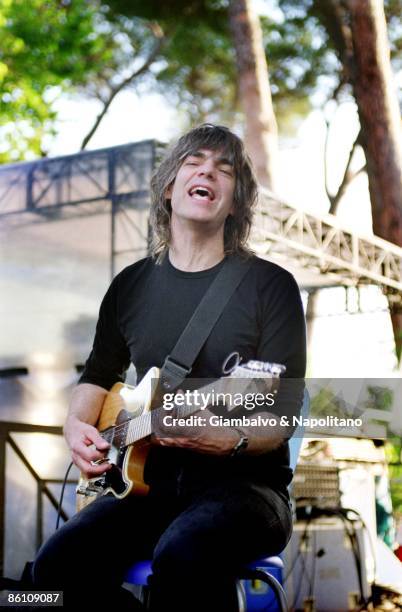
left=160, top=253, right=253, bottom=391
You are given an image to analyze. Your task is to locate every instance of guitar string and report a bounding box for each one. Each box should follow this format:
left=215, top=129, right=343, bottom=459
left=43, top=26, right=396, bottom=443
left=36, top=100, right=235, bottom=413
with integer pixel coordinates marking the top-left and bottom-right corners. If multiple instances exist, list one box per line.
left=99, top=383, right=218, bottom=448
left=99, top=372, right=274, bottom=449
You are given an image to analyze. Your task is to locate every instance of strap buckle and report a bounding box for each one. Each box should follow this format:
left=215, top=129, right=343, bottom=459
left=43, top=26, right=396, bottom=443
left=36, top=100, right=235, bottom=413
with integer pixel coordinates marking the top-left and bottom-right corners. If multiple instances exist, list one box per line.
left=160, top=356, right=192, bottom=391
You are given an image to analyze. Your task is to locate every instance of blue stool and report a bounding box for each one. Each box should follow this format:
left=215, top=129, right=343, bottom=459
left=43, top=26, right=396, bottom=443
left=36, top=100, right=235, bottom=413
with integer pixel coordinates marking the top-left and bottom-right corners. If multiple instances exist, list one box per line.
left=124, top=556, right=288, bottom=611
left=241, top=556, right=285, bottom=611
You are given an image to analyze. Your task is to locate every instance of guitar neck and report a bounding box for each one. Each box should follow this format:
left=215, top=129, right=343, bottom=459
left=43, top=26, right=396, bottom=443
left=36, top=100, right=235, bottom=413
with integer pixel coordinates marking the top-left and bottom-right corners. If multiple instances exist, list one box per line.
left=98, top=359, right=282, bottom=456
left=124, top=378, right=224, bottom=447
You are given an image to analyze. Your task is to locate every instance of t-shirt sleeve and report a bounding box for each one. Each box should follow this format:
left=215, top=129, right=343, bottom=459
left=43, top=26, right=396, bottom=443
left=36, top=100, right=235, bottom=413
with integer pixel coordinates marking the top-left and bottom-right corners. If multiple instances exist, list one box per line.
left=255, top=269, right=306, bottom=435
left=78, top=274, right=131, bottom=391
left=257, top=269, right=306, bottom=377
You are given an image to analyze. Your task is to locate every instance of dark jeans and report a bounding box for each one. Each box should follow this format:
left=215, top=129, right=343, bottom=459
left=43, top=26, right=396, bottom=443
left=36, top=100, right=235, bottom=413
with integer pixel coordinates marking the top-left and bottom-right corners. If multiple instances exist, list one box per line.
left=32, top=481, right=292, bottom=611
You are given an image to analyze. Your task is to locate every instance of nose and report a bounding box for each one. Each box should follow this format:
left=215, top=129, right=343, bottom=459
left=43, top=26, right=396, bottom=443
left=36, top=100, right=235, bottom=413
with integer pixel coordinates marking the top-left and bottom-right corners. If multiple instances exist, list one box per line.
left=197, top=160, right=216, bottom=179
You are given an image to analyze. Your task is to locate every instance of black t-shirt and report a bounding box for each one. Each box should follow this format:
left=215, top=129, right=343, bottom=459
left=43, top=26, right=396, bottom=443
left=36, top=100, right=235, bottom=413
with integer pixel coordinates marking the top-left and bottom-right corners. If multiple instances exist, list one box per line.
left=79, top=253, right=306, bottom=494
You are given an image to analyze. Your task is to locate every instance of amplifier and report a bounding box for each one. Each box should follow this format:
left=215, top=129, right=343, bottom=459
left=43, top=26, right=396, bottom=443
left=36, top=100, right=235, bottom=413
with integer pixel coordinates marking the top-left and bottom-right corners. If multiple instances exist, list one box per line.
left=283, top=517, right=370, bottom=611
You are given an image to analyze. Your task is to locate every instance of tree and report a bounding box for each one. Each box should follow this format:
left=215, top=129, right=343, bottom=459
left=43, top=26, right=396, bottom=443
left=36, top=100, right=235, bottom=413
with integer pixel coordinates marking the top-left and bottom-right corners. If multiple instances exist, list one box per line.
left=0, top=0, right=342, bottom=162
left=101, top=0, right=246, bottom=137
left=347, top=0, right=402, bottom=362
left=228, top=0, right=278, bottom=189
left=301, top=0, right=402, bottom=240
left=347, top=0, right=402, bottom=246
left=101, top=0, right=338, bottom=187
left=0, top=0, right=162, bottom=160
left=279, top=0, right=402, bottom=363
left=79, top=20, right=166, bottom=150
left=0, top=0, right=109, bottom=160
left=104, top=0, right=341, bottom=133
left=278, top=0, right=401, bottom=214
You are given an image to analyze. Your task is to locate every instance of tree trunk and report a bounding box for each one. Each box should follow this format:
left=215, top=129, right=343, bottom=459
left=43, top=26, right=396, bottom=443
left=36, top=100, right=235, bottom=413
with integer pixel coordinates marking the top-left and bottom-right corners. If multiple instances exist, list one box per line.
left=323, top=0, right=402, bottom=364
left=306, top=289, right=319, bottom=361
left=391, top=311, right=402, bottom=364
left=346, top=0, right=402, bottom=246
left=228, top=0, right=278, bottom=190
left=347, top=0, right=402, bottom=365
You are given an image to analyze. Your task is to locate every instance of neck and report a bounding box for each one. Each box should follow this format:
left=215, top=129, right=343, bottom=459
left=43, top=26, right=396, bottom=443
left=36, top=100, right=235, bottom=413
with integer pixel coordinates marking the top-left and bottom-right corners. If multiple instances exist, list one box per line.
left=169, top=219, right=225, bottom=272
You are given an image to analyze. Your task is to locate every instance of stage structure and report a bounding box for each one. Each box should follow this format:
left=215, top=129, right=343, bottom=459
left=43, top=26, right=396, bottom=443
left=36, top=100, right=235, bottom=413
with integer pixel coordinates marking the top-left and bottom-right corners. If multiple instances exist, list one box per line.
left=0, top=140, right=162, bottom=278
left=1, top=140, right=400, bottom=297
left=0, top=140, right=401, bottom=582
left=253, top=188, right=402, bottom=303
left=0, top=141, right=161, bottom=578
left=0, top=140, right=163, bottom=371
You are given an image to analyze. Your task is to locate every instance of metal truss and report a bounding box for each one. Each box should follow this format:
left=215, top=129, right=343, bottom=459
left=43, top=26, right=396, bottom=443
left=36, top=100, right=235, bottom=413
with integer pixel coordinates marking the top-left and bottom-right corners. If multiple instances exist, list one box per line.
left=0, top=141, right=162, bottom=277
left=0, top=141, right=159, bottom=216
left=1, top=143, right=401, bottom=301
left=251, top=189, right=402, bottom=303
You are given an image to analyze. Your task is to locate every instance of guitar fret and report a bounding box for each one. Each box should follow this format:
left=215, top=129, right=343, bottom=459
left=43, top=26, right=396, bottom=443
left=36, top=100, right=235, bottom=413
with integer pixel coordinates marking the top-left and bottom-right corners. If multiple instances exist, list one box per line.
left=126, top=411, right=152, bottom=446
left=102, top=430, right=113, bottom=444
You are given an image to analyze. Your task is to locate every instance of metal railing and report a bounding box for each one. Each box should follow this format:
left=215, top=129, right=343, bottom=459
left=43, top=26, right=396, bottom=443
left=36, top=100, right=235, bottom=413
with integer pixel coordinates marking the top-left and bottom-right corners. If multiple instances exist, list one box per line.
left=0, top=422, right=74, bottom=577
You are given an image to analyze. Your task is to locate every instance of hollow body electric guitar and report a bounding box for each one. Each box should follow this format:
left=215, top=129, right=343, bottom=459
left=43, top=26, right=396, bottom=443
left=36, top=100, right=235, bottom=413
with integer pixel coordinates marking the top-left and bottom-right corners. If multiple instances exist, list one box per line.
left=76, top=359, right=285, bottom=510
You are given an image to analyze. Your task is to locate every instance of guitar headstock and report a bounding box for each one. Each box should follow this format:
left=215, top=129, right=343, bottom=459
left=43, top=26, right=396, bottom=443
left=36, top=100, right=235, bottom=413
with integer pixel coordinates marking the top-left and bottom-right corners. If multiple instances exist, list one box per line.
left=215, top=355, right=286, bottom=410
left=223, top=352, right=286, bottom=379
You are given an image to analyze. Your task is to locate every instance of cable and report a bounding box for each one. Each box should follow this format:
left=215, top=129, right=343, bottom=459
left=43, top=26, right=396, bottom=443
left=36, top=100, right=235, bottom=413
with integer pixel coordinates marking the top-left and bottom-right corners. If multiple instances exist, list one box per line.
left=312, top=507, right=369, bottom=608
left=288, top=512, right=315, bottom=610
left=340, top=507, right=377, bottom=584
left=339, top=507, right=379, bottom=611
left=335, top=511, right=365, bottom=606
left=55, top=461, right=74, bottom=531
left=309, top=528, right=317, bottom=600
left=284, top=512, right=313, bottom=583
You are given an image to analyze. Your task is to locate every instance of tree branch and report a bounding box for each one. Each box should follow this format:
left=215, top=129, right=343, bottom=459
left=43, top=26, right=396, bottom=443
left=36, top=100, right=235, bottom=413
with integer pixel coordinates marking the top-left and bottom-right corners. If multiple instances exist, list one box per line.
left=323, top=115, right=332, bottom=205
left=329, top=161, right=367, bottom=215
left=80, top=25, right=166, bottom=150
left=325, top=118, right=364, bottom=214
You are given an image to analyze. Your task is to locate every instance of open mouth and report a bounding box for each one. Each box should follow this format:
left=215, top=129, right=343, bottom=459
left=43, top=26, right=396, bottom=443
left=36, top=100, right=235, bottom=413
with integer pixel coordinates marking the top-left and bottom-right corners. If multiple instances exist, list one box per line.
left=188, top=186, right=215, bottom=202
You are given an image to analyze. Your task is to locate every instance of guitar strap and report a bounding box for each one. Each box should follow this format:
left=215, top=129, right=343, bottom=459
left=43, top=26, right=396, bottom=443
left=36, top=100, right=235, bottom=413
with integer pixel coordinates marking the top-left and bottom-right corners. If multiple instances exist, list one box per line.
left=160, top=253, right=253, bottom=392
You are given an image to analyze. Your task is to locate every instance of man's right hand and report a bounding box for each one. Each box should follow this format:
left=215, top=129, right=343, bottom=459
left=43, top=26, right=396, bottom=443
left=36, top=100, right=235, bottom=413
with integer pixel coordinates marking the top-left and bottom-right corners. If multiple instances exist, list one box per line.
left=64, top=415, right=111, bottom=478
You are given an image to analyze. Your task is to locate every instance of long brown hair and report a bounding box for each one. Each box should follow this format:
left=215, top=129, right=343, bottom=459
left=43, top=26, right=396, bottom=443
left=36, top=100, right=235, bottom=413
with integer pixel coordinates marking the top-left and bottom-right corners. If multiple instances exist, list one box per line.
left=149, top=124, right=258, bottom=259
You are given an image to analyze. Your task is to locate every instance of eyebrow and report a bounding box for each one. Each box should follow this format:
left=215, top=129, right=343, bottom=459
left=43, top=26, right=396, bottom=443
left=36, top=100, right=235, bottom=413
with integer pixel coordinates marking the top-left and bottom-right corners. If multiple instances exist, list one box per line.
left=188, top=151, right=234, bottom=167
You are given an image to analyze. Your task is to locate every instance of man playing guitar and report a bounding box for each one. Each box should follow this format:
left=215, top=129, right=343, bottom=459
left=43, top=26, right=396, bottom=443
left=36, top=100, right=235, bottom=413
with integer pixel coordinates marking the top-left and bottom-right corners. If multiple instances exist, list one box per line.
left=32, top=124, right=306, bottom=610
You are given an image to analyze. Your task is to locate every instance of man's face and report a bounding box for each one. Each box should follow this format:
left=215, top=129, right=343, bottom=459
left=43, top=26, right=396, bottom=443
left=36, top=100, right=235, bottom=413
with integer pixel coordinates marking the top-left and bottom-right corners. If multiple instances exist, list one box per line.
left=166, top=149, right=235, bottom=229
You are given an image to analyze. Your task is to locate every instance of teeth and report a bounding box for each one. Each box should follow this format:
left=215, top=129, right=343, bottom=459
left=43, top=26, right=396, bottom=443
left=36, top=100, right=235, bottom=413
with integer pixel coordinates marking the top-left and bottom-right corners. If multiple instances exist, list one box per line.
left=189, top=187, right=213, bottom=199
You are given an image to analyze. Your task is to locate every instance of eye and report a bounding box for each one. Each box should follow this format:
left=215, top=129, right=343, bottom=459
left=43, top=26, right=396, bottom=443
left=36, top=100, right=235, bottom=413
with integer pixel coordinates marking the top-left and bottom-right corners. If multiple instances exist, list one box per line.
left=220, top=167, right=233, bottom=176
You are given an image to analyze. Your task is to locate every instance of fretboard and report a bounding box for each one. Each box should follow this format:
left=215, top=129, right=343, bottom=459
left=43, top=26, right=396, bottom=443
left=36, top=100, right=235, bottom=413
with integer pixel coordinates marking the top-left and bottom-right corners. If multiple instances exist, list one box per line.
left=124, top=377, right=224, bottom=447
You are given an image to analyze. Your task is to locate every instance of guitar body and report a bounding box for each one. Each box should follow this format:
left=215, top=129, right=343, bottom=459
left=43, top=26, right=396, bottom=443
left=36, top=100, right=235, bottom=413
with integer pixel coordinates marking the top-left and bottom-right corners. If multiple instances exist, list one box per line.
left=76, top=367, right=160, bottom=511
left=75, top=358, right=285, bottom=512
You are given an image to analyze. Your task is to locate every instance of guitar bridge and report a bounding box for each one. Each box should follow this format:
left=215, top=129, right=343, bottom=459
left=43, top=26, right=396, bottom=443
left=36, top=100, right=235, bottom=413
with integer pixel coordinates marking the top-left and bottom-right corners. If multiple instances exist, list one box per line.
left=76, top=478, right=106, bottom=497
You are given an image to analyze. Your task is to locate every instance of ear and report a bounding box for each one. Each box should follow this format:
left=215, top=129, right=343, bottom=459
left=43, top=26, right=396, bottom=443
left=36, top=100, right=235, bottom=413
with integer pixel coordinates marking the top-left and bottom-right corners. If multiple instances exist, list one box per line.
left=165, top=182, right=173, bottom=199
